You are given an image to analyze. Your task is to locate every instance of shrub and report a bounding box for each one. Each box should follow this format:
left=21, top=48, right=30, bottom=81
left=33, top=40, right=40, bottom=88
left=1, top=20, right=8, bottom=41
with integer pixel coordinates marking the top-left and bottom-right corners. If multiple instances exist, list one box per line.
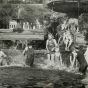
left=13, top=28, right=24, bottom=33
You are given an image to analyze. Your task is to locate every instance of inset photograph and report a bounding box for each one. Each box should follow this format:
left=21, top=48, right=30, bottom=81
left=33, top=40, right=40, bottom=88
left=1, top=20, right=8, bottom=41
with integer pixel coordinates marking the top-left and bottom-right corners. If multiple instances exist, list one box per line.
left=0, top=4, right=44, bottom=40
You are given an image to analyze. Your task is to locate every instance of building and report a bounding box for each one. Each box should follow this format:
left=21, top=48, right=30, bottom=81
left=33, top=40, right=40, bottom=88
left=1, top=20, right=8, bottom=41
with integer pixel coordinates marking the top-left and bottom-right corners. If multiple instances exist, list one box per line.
left=9, top=20, right=17, bottom=30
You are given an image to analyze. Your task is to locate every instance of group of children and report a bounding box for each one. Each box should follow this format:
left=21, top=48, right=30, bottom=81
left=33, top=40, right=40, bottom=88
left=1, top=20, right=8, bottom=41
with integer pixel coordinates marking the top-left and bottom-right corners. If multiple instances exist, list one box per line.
left=22, top=33, right=62, bottom=67
left=0, top=33, right=88, bottom=75
left=46, top=33, right=88, bottom=75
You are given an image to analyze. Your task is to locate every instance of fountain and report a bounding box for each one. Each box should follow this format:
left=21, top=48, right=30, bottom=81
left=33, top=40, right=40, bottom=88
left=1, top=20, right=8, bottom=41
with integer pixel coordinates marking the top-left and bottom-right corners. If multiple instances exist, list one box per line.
left=36, top=19, right=42, bottom=29
left=23, top=22, right=30, bottom=31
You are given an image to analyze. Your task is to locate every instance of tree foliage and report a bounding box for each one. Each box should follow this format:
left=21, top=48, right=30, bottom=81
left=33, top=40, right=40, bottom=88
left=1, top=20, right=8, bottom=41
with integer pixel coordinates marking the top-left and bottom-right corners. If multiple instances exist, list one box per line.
left=20, top=5, right=43, bottom=24
left=44, top=11, right=66, bottom=40
left=79, top=14, right=88, bottom=42
left=0, top=4, right=18, bottom=28
left=0, top=4, right=44, bottom=29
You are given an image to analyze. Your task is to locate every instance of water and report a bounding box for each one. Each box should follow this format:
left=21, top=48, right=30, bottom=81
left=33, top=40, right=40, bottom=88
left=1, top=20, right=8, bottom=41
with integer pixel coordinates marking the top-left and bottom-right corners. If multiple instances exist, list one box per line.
left=35, top=57, right=79, bottom=74
left=3, top=49, right=26, bottom=67
left=2, top=49, right=79, bottom=74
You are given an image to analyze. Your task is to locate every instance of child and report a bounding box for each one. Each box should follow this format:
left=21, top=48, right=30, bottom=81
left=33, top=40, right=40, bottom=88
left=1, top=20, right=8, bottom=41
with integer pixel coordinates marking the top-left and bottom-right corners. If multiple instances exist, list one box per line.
left=84, top=43, right=88, bottom=64
left=70, top=46, right=77, bottom=70
left=72, top=45, right=87, bottom=75
left=46, top=33, right=57, bottom=66
left=22, top=43, right=34, bottom=67
left=54, top=47, right=62, bottom=67
left=0, top=49, right=7, bottom=66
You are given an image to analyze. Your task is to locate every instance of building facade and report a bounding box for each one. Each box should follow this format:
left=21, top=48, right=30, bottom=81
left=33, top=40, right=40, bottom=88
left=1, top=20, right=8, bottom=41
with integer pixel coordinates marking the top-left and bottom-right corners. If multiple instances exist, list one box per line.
left=9, top=20, right=17, bottom=30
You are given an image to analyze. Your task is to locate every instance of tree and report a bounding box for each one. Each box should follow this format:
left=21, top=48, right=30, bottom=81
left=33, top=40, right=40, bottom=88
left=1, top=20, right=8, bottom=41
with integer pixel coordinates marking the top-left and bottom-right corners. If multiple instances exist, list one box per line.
left=0, top=4, right=18, bottom=28
left=19, top=4, right=44, bottom=25
left=44, top=11, right=66, bottom=41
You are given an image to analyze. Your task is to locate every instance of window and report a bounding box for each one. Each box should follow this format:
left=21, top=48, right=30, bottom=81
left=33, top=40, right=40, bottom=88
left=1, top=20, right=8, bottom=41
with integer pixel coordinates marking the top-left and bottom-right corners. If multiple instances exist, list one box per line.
left=10, top=25, right=11, bottom=28
left=12, top=25, right=13, bottom=28
left=14, top=25, right=15, bottom=28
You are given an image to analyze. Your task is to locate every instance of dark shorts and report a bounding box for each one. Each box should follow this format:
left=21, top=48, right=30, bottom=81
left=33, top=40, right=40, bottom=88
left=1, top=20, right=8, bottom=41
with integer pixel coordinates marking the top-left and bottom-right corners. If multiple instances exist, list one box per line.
left=48, top=51, right=55, bottom=54
left=48, top=46, right=55, bottom=54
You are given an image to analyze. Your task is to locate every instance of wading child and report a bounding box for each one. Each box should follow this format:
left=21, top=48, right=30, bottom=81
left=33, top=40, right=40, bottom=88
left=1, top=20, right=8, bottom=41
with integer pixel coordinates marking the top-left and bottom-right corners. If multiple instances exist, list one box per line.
left=0, top=49, right=7, bottom=66
left=22, top=43, right=34, bottom=67
left=70, top=46, right=77, bottom=70
left=73, top=45, right=87, bottom=75
left=55, top=47, right=62, bottom=67
left=46, top=33, right=57, bottom=66
left=84, top=43, right=88, bottom=64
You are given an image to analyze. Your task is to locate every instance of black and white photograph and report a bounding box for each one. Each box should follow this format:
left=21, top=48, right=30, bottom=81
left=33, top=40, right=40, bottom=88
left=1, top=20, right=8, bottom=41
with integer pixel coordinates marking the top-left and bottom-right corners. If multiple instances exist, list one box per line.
left=0, top=0, right=88, bottom=88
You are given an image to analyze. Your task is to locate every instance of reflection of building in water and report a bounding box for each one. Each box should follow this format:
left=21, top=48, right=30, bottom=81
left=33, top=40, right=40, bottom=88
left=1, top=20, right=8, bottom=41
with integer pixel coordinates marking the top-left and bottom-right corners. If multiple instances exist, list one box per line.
left=9, top=20, right=17, bottom=30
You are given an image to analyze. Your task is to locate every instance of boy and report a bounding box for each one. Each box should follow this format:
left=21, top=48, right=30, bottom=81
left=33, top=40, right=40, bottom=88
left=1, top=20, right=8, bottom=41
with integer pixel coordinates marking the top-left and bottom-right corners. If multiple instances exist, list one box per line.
left=22, top=43, right=34, bottom=67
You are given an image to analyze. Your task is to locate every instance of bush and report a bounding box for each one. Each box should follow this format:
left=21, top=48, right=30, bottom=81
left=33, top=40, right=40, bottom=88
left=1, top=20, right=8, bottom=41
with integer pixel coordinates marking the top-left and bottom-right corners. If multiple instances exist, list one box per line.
left=13, top=28, right=24, bottom=33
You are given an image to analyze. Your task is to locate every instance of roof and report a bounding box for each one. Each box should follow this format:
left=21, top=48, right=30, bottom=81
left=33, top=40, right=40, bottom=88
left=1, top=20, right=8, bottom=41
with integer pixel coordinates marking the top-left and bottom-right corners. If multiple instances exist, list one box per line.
left=9, top=20, right=17, bottom=22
